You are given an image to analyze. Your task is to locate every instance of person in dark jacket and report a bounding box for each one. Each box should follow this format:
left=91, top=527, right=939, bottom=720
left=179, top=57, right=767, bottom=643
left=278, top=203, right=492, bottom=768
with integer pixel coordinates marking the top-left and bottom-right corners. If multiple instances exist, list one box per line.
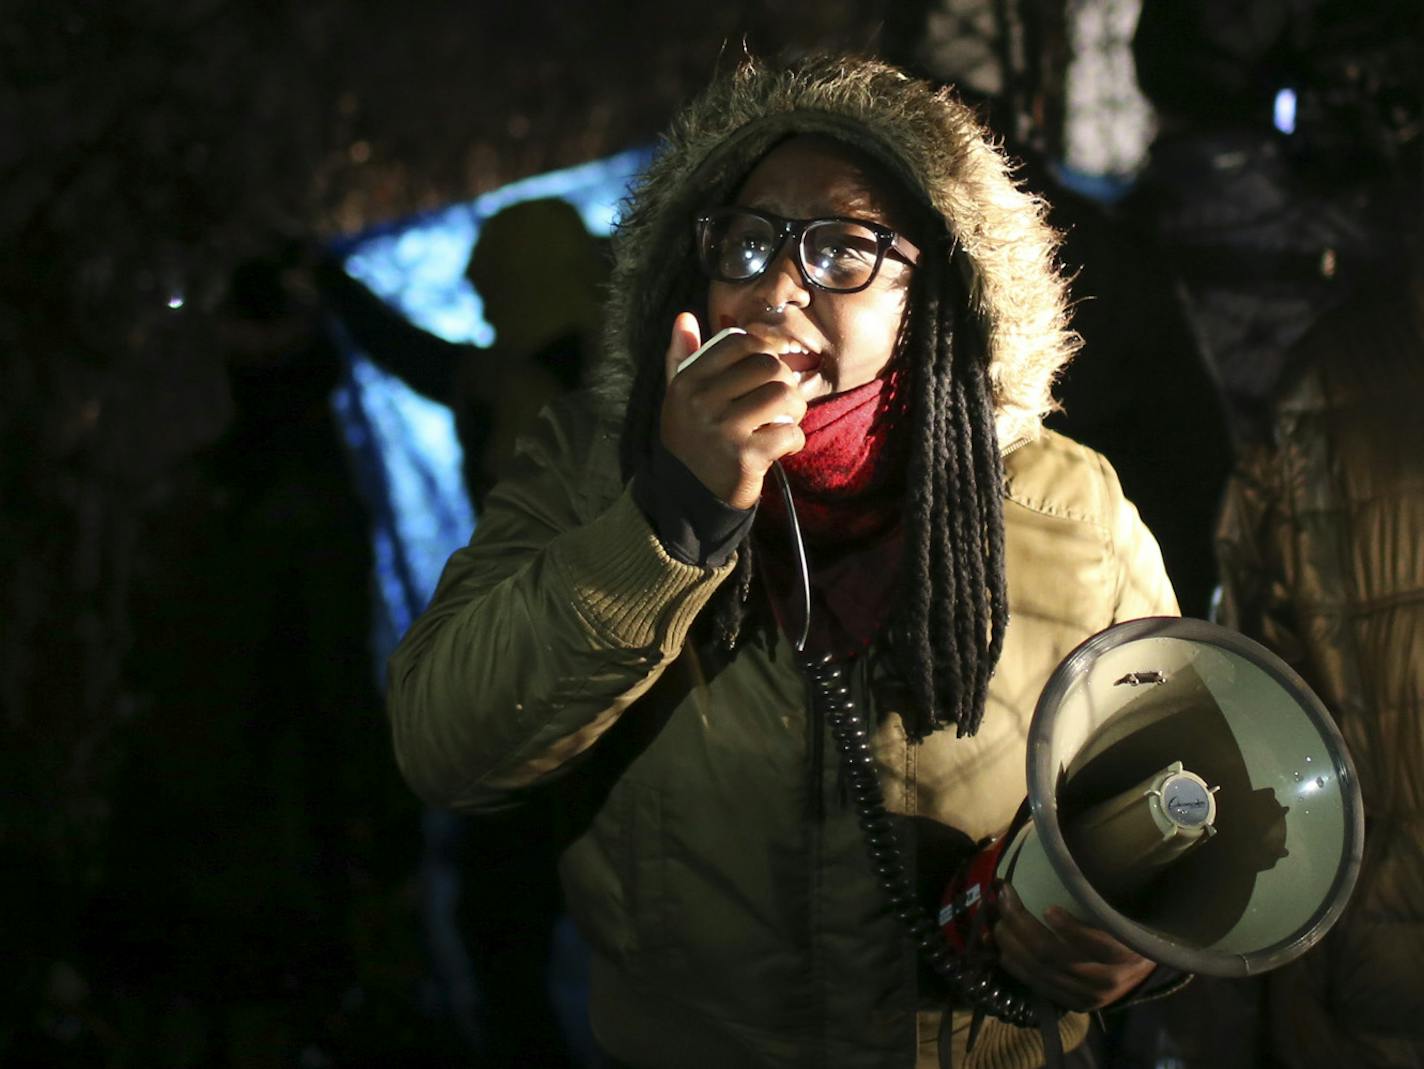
left=1215, top=256, right=1424, bottom=1068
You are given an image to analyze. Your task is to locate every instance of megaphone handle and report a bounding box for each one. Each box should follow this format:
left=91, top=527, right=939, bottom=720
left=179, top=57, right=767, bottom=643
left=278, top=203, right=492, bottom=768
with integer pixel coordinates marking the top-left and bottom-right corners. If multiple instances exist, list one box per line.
left=799, top=652, right=1046, bottom=1038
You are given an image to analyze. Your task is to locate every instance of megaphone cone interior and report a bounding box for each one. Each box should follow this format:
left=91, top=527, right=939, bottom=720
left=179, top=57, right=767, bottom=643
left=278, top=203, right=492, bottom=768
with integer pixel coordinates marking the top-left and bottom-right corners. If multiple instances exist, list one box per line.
left=1002, top=617, right=1364, bottom=977
left=1063, top=760, right=1218, bottom=902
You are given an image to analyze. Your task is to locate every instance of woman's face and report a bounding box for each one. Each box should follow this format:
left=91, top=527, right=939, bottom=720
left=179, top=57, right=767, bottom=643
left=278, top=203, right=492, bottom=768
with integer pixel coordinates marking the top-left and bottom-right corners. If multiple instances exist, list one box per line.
left=706, top=135, right=920, bottom=401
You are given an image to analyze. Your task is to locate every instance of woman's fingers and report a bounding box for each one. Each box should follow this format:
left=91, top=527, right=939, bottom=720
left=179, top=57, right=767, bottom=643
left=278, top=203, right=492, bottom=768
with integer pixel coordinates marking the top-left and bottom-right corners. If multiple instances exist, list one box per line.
left=688, top=351, right=793, bottom=408
left=746, top=420, right=806, bottom=467
left=1043, top=907, right=1146, bottom=965
left=720, top=378, right=808, bottom=435
left=996, top=918, right=1109, bottom=1009
left=664, top=319, right=765, bottom=386
left=995, top=887, right=1156, bottom=1011
left=663, top=312, right=703, bottom=384
left=659, top=314, right=808, bottom=508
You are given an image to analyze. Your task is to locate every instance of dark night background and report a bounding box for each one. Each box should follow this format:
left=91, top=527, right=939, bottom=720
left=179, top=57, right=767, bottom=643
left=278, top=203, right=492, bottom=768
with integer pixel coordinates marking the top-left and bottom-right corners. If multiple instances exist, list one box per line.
left=3, top=1, right=1420, bottom=1067
left=2, top=4, right=894, bottom=1066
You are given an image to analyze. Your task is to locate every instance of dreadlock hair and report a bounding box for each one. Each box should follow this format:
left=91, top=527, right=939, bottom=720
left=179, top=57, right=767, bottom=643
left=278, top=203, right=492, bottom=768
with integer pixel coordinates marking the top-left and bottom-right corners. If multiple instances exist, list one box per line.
left=896, top=248, right=1009, bottom=739
left=617, top=229, right=1009, bottom=742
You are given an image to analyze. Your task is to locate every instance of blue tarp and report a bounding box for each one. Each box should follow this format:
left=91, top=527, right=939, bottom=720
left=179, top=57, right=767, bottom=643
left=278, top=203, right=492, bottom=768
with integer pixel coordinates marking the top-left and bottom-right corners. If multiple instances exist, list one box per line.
left=328, top=147, right=654, bottom=675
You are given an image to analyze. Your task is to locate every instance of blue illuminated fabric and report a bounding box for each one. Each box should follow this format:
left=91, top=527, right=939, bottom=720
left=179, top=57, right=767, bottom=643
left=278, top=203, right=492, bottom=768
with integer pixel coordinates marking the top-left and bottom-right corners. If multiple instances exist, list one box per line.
left=327, top=147, right=654, bottom=676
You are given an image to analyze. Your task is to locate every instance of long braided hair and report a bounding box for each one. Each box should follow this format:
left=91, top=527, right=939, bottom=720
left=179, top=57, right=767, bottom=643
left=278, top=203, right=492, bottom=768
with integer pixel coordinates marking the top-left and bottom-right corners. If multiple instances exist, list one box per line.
left=617, top=205, right=1009, bottom=742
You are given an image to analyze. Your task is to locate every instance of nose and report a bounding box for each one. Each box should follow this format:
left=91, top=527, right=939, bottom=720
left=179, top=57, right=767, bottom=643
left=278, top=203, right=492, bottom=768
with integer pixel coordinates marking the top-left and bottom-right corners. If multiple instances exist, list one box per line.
left=750, top=240, right=811, bottom=312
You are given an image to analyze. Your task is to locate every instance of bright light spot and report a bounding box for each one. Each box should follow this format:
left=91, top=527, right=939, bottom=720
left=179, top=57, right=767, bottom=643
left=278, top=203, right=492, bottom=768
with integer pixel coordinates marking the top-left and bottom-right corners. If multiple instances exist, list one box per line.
left=167, top=293, right=185, bottom=310
left=1273, top=89, right=1297, bottom=135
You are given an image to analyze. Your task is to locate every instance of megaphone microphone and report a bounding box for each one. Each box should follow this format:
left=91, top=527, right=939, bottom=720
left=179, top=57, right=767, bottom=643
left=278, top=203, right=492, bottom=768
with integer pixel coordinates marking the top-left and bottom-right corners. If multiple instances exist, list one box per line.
left=941, top=617, right=1364, bottom=979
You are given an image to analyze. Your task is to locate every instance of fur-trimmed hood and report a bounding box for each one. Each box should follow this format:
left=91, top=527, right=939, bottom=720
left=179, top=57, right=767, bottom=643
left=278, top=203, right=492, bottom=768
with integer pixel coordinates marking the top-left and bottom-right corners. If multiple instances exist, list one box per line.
left=595, top=53, right=1079, bottom=447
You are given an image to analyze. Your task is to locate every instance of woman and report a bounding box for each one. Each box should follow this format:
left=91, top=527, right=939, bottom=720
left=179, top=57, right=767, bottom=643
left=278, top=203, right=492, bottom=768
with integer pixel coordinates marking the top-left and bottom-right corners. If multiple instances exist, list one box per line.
left=388, top=54, right=1177, bottom=1068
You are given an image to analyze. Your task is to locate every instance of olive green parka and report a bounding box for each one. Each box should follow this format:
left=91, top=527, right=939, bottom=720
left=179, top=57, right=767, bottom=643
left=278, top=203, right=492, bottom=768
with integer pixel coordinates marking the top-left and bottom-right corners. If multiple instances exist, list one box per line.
left=388, top=55, right=1177, bottom=1069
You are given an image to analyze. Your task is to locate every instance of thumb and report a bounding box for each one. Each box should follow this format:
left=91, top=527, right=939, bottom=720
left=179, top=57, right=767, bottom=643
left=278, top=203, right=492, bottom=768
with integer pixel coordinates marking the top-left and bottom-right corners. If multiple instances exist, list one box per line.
left=664, top=312, right=702, bottom=386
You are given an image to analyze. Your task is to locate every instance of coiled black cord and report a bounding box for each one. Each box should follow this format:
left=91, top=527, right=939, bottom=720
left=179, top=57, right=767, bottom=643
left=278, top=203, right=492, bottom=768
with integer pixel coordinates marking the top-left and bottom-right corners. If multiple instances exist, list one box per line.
left=796, top=651, right=1038, bottom=1031
left=769, top=460, right=1037, bottom=1032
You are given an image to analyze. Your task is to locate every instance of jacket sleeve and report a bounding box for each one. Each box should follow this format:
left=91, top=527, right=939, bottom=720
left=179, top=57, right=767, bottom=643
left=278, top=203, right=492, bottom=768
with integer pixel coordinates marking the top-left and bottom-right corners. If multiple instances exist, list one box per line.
left=386, top=398, right=736, bottom=812
left=1098, top=450, right=1181, bottom=621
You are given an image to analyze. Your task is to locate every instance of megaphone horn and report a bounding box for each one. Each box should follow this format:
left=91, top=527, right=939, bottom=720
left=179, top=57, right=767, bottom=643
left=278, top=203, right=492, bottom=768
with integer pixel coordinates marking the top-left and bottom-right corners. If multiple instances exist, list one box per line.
left=940, top=617, right=1365, bottom=978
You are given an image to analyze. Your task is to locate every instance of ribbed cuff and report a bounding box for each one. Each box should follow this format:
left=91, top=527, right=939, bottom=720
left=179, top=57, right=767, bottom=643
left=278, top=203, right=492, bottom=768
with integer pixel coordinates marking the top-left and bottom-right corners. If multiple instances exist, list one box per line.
left=631, top=441, right=755, bottom=567
left=553, top=486, right=736, bottom=653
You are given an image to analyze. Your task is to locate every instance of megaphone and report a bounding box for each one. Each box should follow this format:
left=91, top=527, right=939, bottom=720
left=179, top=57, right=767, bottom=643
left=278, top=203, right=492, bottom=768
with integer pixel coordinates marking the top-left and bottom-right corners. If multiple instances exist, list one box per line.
left=940, top=617, right=1364, bottom=977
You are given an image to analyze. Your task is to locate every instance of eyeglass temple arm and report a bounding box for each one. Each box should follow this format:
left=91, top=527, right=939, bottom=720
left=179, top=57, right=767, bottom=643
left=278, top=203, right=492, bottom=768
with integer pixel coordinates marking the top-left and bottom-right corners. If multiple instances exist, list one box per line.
left=890, top=233, right=921, bottom=265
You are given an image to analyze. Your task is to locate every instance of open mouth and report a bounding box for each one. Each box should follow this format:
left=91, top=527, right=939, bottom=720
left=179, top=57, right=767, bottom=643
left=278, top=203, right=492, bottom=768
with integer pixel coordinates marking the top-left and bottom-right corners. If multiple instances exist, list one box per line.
left=778, top=347, right=821, bottom=375
left=741, top=328, right=822, bottom=375
left=719, top=315, right=826, bottom=381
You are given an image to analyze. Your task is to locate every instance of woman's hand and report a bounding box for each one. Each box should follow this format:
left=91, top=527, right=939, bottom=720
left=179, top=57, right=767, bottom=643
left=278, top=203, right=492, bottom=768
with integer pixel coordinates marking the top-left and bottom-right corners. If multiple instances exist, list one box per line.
left=995, top=886, right=1157, bottom=1011
left=660, top=312, right=807, bottom=510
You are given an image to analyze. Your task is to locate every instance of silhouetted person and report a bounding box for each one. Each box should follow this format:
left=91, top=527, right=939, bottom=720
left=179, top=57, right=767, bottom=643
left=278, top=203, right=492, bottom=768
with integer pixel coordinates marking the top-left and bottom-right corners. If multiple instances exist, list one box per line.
left=322, top=198, right=610, bottom=1066
left=323, top=196, right=606, bottom=504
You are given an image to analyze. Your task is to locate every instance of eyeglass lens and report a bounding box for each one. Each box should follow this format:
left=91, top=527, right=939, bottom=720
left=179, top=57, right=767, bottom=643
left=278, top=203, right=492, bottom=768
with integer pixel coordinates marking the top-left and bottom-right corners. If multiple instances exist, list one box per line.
left=702, top=212, right=885, bottom=292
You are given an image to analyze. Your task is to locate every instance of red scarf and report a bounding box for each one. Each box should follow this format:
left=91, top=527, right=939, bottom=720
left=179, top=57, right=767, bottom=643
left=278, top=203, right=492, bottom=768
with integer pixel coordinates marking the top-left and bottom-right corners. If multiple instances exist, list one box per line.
left=756, top=372, right=907, bottom=656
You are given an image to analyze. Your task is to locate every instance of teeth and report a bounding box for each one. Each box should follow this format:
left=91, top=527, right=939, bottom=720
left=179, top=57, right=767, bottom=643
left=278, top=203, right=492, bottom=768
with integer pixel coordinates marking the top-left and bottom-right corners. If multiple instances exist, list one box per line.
left=754, top=336, right=814, bottom=358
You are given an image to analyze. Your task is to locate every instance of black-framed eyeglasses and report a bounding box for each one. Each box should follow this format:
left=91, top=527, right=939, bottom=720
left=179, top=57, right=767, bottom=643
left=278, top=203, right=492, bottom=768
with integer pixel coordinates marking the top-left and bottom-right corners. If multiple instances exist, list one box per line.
left=694, top=207, right=922, bottom=294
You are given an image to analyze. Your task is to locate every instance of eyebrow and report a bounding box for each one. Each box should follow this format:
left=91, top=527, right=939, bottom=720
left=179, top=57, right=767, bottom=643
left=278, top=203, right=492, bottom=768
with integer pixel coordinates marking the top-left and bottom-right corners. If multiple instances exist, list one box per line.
left=736, top=197, right=896, bottom=225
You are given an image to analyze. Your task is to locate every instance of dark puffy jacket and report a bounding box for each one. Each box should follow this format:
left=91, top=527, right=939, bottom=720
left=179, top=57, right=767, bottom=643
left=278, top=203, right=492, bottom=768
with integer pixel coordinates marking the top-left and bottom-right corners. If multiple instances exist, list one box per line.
left=1217, top=268, right=1424, bottom=1068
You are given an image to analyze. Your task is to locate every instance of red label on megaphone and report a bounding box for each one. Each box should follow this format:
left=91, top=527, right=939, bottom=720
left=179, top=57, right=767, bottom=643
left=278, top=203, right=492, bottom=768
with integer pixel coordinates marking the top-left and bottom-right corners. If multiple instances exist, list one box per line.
left=938, top=836, right=1009, bottom=953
